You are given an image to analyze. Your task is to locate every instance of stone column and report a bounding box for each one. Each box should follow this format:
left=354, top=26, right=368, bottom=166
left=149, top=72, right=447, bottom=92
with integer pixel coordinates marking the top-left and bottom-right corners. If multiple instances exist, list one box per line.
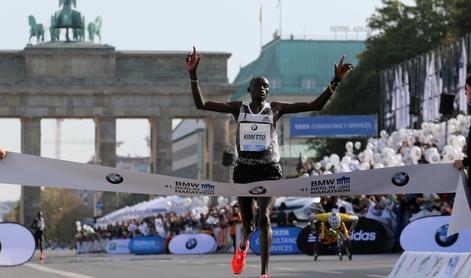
left=94, top=117, right=117, bottom=215
left=149, top=117, right=173, bottom=175
left=20, top=118, right=41, bottom=226
left=206, top=117, right=230, bottom=182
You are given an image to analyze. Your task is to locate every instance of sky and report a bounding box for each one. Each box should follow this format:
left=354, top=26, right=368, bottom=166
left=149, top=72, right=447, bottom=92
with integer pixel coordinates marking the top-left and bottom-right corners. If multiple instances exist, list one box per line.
left=0, top=0, right=415, bottom=202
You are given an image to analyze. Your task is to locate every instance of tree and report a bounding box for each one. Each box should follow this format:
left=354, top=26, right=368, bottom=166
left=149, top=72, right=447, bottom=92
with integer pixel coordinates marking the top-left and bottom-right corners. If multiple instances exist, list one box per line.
left=311, top=0, right=470, bottom=158
left=41, top=188, right=90, bottom=245
left=325, top=0, right=451, bottom=116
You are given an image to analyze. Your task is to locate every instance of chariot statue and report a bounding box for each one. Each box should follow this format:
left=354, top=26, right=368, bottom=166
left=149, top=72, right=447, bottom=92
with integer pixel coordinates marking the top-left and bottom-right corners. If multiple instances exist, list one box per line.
left=29, top=0, right=103, bottom=44
left=51, top=0, right=85, bottom=42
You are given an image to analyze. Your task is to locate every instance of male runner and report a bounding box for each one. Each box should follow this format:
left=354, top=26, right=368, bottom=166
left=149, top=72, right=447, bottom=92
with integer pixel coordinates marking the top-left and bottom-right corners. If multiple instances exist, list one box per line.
left=186, top=47, right=352, bottom=278
left=31, top=211, right=46, bottom=260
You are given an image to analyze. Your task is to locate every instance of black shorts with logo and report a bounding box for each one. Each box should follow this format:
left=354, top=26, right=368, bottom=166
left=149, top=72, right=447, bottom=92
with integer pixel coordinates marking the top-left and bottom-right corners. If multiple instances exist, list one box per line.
left=233, top=161, right=282, bottom=184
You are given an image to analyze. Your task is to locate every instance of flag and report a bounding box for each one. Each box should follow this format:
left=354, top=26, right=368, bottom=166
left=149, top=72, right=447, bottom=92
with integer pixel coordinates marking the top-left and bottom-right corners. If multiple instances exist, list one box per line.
left=458, top=39, right=468, bottom=113
left=259, top=5, right=262, bottom=24
left=403, top=70, right=410, bottom=128
left=423, top=54, right=431, bottom=121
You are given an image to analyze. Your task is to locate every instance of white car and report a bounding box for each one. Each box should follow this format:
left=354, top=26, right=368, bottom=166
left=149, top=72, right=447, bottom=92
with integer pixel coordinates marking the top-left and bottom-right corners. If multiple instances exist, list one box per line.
left=272, top=197, right=322, bottom=221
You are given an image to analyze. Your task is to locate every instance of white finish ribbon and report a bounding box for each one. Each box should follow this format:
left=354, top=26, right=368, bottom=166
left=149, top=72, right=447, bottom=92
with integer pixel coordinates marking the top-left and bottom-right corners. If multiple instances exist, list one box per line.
left=0, top=152, right=469, bottom=235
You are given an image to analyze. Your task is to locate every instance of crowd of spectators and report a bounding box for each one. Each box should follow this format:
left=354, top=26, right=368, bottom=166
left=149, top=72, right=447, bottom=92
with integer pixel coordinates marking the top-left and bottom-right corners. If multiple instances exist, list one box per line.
left=75, top=205, right=242, bottom=254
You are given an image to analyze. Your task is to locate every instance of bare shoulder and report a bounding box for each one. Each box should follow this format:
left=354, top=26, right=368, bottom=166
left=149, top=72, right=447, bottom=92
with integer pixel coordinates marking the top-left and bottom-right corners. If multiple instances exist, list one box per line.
left=269, top=101, right=285, bottom=110
left=227, top=101, right=243, bottom=107
left=269, top=101, right=291, bottom=112
left=226, top=101, right=243, bottom=112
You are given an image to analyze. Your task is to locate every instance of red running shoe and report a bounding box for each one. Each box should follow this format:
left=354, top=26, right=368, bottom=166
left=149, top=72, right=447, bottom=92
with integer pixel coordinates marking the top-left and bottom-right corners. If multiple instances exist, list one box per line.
left=260, top=275, right=271, bottom=278
left=231, top=240, right=249, bottom=274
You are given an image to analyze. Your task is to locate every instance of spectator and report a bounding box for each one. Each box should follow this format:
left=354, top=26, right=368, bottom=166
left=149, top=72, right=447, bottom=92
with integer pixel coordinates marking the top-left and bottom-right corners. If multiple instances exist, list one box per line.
left=276, top=202, right=288, bottom=227
left=229, top=206, right=242, bottom=253
left=0, top=146, right=6, bottom=159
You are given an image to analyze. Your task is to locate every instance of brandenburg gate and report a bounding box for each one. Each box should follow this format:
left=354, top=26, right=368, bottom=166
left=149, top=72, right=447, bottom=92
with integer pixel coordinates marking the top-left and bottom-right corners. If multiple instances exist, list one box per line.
left=0, top=0, right=234, bottom=226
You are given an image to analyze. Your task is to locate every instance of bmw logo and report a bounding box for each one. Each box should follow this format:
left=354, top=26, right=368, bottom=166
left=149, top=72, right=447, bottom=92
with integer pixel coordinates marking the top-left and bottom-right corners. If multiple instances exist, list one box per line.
left=435, top=224, right=459, bottom=247
left=106, top=173, right=124, bottom=184
left=249, top=186, right=267, bottom=195
left=391, top=172, right=409, bottom=187
left=185, top=238, right=197, bottom=250
left=251, top=124, right=258, bottom=131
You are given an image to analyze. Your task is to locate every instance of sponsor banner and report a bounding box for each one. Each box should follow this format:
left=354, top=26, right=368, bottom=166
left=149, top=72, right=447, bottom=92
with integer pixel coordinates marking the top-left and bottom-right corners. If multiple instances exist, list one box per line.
left=168, top=234, right=217, bottom=255
left=0, top=222, right=35, bottom=266
left=400, top=216, right=471, bottom=252
left=388, top=252, right=471, bottom=278
left=249, top=227, right=301, bottom=255
left=0, top=153, right=469, bottom=235
left=290, top=115, right=377, bottom=138
left=297, top=217, right=395, bottom=255
left=105, top=239, right=131, bottom=254
left=129, top=236, right=164, bottom=255
left=0, top=153, right=462, bottom=198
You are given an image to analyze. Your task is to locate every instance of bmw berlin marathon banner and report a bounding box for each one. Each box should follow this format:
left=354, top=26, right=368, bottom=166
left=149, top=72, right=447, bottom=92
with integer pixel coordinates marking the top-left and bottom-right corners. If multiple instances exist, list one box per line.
left=0, top=152, right=464, bottom=198
left=1, top=152, right=471, bottom=265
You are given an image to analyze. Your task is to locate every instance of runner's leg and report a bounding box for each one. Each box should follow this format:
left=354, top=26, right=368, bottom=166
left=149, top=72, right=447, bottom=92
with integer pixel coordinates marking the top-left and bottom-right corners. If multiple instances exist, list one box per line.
left=237, top=196, right=255, bottom=249
left=257, top=196, right=275, bottom=275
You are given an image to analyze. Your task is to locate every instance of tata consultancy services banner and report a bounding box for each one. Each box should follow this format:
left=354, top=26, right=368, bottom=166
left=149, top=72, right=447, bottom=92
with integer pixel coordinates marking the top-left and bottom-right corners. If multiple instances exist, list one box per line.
left=290, top=115, right=377, bottom=138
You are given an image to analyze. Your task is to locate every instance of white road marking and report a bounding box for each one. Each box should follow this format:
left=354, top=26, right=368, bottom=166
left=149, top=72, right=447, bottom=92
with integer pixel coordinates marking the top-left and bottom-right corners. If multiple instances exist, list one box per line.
left=275, top=267, right=297, bottom=271
left=314, top=270, right=343, bottom=274
left=26, top=263, right=95, bottom=278
left=367, top=275, right=387, bottom=278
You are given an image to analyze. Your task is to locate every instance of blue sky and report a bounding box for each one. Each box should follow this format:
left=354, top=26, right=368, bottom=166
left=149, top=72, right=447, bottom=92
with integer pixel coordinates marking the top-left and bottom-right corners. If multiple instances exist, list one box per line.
left=0, top=0, right=414, bottom=201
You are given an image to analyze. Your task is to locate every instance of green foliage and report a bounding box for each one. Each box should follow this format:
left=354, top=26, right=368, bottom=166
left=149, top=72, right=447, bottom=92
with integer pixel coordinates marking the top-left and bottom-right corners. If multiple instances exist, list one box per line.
left=449, top=0, right=471, bottom=38
left=323, top=0, right=467, bottom=117
left=118, top=193, right=149, bottom=207
left=312, top=0, right=470, bottom=159
left=3, top=201, right=20, bottom=222
left=41, top=189, right=90, bottom=245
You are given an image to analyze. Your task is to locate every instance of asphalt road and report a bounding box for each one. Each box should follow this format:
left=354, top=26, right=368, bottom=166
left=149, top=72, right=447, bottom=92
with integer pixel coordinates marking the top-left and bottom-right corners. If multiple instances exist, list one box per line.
left=1, top=251, right=400, bottom=278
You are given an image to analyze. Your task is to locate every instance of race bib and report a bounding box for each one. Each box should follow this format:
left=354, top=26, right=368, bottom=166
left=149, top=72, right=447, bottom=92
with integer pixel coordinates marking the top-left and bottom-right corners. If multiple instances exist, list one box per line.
left=239, top=123, right=270, bottom=152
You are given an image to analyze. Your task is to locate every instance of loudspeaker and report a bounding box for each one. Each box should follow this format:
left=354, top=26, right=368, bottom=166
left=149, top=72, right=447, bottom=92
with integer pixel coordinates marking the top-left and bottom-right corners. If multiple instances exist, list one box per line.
left=439, top=94, right=455, bottom=115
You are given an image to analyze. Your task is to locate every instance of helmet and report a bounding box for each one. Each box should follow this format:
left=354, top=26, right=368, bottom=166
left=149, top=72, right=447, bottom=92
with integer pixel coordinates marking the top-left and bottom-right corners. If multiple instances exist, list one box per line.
left=328, top=212, right=341, bottom=230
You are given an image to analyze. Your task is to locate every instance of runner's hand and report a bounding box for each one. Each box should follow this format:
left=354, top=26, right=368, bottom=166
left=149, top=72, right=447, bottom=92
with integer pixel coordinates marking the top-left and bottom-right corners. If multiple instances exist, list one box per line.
left=454, top=160, right=464, bottom=170
left=185, top=46, right=201, bottom=73
left=0, top=147, right=6, bottom=159
left=333, top=55, right=353, bottom=83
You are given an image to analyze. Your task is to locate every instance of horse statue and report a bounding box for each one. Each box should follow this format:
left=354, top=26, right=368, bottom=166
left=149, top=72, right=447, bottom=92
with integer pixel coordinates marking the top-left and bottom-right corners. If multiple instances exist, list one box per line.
left=28, top=15, right=45, bottom=43
left=88, top=16, right=102, bottom=43
left=73, top=16, right=85, bottom=41
left=50, top=15, right=60, bottom=41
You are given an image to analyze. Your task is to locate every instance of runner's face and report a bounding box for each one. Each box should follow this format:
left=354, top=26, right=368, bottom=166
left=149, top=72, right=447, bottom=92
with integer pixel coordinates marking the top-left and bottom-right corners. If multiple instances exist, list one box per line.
left=249, top=77, right=270, bottom=102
